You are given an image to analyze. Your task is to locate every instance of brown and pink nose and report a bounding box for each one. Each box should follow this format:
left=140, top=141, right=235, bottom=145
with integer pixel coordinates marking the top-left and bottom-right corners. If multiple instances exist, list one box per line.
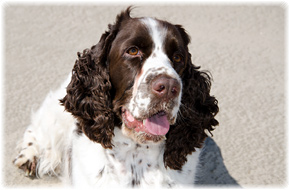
left=151, top=75, right=181, bottom=100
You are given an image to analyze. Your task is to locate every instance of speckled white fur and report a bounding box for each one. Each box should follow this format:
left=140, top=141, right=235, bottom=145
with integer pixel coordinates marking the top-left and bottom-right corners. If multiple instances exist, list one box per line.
left=72, top=127, right=200, bottom=188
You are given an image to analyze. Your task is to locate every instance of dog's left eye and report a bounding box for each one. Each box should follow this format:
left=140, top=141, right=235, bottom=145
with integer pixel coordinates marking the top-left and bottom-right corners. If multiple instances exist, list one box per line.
left=127, top=47, right=139, bottom=56
left=172, top=54, right=183, bottom=63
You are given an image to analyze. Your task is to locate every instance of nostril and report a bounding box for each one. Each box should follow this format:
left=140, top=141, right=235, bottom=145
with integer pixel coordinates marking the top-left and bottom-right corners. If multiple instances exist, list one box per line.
left=157, top=85, right=165, bottom=92
left=171, top=87, right=178, bottom=94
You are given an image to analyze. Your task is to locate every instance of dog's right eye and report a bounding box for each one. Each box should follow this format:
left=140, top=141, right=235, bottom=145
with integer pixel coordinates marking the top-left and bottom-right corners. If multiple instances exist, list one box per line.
left=127, top=47, right=139, bottom=56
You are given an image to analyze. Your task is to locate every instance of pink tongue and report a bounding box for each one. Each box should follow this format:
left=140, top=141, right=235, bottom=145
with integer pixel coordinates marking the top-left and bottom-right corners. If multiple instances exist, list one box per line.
left=144, top=113, right=170, bottom=135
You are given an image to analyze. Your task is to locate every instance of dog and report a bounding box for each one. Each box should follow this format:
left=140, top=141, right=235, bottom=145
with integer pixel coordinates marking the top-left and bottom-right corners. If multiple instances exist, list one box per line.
left=13, top=7, right=219, bottom=188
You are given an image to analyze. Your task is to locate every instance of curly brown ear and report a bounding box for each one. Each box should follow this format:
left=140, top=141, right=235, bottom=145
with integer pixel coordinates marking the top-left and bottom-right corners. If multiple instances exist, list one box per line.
left=60, top=8, right=132, bottom=149
left=60, top=46, right=114, bottom=148
left=164, top=55, right=219, bottom=170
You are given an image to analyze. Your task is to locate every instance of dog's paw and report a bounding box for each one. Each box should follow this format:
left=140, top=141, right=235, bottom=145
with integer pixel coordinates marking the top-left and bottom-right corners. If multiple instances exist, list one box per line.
left=13, top=146, right=39, bottom=178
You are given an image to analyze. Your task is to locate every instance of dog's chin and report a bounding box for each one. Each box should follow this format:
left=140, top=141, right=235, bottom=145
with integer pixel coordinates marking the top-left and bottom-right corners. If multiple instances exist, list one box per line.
left=121, top=124, right=167, bottom=144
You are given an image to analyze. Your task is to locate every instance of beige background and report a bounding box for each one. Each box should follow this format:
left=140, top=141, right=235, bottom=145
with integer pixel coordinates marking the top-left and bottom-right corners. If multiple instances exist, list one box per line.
left=3, top=3, right=286, bottom=188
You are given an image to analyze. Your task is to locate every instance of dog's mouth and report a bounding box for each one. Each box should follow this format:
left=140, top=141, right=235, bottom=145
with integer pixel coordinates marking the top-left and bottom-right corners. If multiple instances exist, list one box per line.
left=121, top=108, right=171, bottom=136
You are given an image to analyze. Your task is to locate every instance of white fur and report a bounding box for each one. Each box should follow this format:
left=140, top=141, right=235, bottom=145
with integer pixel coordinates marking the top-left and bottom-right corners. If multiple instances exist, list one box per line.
left=14, top=75, right=75, bottom=178
left=72, top=126, right=200, bottom=188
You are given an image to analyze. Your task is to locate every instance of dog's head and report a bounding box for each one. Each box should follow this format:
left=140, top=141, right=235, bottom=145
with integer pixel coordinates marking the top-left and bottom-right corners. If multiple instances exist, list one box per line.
left=61, top=7, right=219, bottom=170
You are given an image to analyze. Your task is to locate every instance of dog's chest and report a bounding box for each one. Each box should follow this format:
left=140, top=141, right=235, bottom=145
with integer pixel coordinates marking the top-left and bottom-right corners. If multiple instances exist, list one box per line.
left=105, top=141, right=169, bottom=187
left=71, top=132, right=175, bottom=188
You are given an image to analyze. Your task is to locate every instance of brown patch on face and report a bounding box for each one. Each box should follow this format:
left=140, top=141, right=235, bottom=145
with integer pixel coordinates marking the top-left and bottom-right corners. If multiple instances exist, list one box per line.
left=108, top=17, right=154, bottom=117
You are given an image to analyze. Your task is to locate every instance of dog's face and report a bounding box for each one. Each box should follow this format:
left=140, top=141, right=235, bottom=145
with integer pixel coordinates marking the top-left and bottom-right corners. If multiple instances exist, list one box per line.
left=108, top=17, right=189, bottom=144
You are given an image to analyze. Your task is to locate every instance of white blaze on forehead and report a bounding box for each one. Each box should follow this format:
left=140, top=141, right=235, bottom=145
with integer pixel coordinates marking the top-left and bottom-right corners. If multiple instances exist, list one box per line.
left=141, top=18, right=167, bottom=52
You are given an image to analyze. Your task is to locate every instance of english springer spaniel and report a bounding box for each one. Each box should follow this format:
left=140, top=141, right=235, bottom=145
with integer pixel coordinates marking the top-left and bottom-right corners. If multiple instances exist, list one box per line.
left=13, top=7, right=219, bottom=188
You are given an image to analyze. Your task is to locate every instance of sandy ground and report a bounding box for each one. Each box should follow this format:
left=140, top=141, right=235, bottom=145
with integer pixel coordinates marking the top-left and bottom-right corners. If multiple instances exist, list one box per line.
left=2, top=3, right=286, bottom=188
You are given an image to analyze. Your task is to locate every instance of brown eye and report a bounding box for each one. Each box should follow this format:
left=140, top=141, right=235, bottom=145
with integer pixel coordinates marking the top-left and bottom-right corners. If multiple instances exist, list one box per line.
left=127, top=47, right=139, bottom=55
left=173, top=54, right=182, bottom=63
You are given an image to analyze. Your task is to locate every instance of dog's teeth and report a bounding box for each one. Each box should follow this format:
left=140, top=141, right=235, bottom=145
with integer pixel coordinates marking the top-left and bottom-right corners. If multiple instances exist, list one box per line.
left=25, top=170, right=29, bottom=177
left=143, top=120, right=146, bottom=125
